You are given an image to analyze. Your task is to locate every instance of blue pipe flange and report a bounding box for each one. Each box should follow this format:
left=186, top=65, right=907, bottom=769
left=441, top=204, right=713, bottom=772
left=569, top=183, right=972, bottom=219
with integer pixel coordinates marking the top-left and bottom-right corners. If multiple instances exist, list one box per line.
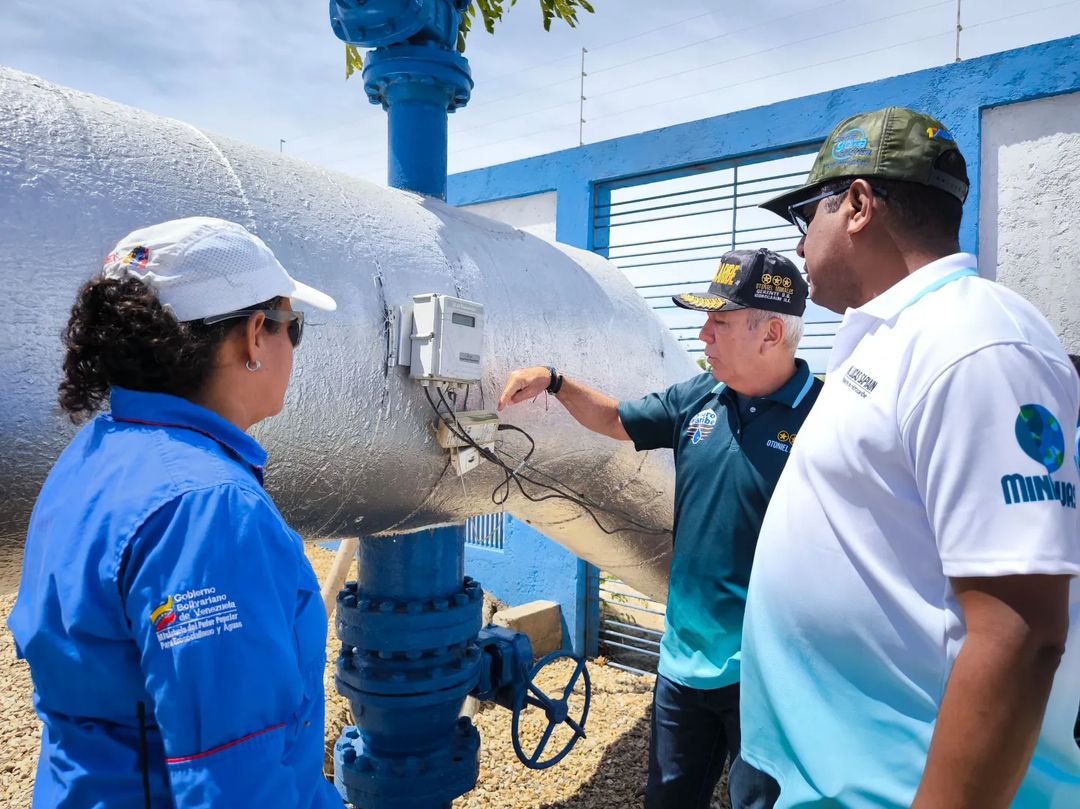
left=336, top=640, right=482, bottom=697
left=510, top=652, right=591, bottom=770
left=335, top=716, right=480, bottom=809
left=336, top=576, right=483, bottom=657
left=361, top=44, right=473, bottom=112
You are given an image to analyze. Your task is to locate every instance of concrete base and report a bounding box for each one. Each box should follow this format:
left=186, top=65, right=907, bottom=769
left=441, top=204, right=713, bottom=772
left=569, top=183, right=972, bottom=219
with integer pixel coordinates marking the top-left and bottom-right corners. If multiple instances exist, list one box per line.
left=493, top=600, right=563, bottom=658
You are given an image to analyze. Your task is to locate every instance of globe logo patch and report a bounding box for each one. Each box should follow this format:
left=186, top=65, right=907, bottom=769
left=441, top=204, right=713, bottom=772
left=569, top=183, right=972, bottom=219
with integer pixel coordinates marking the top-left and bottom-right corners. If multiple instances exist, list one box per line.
left=1015, top=404, right=1064, bottom=474
left=1001, top=404, right=1075, bottom=509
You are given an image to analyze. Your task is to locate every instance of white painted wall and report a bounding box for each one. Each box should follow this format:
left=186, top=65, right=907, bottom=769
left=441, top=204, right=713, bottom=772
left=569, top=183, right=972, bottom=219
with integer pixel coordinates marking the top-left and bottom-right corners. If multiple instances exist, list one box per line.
left=980, top=91, right=1080, bottom=353
left=460, top=191, right=557, bottom=242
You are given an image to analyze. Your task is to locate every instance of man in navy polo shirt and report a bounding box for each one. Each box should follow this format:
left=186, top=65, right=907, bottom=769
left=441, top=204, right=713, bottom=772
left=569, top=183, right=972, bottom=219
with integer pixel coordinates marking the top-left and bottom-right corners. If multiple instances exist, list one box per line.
left=498, top=247, right=822, bottom=807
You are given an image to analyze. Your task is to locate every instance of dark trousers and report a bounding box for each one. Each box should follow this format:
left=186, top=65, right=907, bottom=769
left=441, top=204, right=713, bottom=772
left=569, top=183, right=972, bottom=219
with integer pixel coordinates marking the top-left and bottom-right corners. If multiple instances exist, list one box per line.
left=645, top=674, right=741, bottom=809
left=728, top=755, right=781, bottom=809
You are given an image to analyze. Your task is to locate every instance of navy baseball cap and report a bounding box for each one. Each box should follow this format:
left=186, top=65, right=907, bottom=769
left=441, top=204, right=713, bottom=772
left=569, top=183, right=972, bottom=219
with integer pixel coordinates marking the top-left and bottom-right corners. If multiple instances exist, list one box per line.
left=672, top=248, right=807, bottom=316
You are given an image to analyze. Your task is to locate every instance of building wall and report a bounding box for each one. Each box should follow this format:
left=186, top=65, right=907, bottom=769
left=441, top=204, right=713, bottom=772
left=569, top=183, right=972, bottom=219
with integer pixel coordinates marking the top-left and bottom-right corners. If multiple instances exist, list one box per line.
left=980, top=91, right=1080, bottom=353
left=448, top=36, right=1080, bottom=259
left=460, top=191, right=557, bottom=242
left=464, top=514, right=596, bottom=656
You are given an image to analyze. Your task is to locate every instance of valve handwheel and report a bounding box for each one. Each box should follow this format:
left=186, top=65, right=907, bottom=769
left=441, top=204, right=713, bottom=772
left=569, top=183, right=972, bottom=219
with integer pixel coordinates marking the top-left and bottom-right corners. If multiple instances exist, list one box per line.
left=511, top=651, right=591, bottom=770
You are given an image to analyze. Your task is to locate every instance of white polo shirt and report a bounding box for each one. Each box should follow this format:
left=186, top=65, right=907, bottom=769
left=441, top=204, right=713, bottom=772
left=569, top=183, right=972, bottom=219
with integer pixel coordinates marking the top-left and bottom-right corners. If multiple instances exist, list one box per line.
left=740, top=253, right=1080, bottom=808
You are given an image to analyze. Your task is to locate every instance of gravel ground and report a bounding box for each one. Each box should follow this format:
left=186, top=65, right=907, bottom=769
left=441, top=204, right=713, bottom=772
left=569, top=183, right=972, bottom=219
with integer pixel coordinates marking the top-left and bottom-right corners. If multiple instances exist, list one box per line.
left=0, top=545, right=730, bottom=808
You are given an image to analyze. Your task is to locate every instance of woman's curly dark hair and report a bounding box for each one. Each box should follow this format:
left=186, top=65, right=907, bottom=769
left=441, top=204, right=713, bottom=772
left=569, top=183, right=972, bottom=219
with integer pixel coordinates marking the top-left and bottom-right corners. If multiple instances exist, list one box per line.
left=59, top=276, right=278, bottom=422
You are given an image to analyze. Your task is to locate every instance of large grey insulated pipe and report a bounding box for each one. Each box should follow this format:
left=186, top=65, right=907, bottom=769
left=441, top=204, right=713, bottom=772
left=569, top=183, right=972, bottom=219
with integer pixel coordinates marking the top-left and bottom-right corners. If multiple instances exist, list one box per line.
left=0, top=66, right=696, bottom=602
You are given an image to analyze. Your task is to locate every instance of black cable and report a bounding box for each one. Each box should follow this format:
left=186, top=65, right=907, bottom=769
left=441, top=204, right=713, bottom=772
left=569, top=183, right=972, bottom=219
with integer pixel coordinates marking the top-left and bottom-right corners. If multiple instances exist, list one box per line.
left=438, top=387, right=664, bottom=534
left=430, top=385, right=632, bottom=531
left=425, top=386, right=667, bottom=536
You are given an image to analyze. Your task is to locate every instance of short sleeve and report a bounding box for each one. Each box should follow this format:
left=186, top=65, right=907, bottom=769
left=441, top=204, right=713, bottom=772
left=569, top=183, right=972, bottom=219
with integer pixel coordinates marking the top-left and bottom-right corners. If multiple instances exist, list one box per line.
left=618, top=384, right=684, bottom=451
left=902, top=342, right=1080, bottom=578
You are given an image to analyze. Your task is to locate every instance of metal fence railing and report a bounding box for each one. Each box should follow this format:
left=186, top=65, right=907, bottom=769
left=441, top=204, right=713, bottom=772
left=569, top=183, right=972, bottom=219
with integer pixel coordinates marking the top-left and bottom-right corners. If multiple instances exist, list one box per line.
left=464, top=512, right=505, bottom=550
left=593, top=148, right=841, bottom=373
left=598, top=575, right=665, bottom=676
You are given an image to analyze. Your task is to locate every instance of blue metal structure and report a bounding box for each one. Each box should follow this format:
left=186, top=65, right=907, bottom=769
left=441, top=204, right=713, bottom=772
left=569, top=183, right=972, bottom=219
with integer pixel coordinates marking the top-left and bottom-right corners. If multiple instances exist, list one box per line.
left=330, top=0, right=473, bottom=199
left=447, top=35, right=1080, bottom=253
left=464, top=513, right=599, bottom=657
left=333, top=528, right=589, bottom=808
left=327, top=4, right=592, bottom=804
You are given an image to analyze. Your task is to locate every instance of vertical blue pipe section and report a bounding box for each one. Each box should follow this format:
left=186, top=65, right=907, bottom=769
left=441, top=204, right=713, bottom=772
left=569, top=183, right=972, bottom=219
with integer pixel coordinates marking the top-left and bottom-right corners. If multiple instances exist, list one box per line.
left=335, top=524, right=484, bottom=807
left=356, top=527, right=463, bottom=601
left=330, top=0, right=473, bottom=199
left=386, top=85, right=450, bottom=198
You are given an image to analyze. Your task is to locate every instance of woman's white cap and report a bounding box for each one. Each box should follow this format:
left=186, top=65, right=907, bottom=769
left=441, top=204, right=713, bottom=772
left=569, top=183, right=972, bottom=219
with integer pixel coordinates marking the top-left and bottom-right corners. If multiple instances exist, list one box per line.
left=101, top=217, right=337, bottom=321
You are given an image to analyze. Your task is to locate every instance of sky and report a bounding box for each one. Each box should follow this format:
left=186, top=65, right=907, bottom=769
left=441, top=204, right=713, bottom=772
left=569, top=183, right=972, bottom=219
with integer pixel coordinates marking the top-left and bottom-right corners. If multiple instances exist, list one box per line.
left=2, top=0, right=1078, bottom=185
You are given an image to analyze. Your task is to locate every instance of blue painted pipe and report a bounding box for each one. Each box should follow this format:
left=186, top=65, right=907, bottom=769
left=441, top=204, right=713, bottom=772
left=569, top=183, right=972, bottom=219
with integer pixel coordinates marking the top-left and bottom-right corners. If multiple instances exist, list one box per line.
left=354, top=524, right=463, bottom=601
left=327, top=5, right=588, bottom=805
left=330, top=0, right=473, bottom=199
left=334, top=527, right=483, bottom=807
left=364, top=45, right=472, bottom=199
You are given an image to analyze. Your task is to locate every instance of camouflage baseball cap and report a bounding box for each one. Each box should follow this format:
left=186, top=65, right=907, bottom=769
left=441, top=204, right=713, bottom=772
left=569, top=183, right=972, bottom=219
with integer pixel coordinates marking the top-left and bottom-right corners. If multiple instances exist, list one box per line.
left=760, top=107, right=969, bottom=222
left=672, top=248, right=807, bottom=316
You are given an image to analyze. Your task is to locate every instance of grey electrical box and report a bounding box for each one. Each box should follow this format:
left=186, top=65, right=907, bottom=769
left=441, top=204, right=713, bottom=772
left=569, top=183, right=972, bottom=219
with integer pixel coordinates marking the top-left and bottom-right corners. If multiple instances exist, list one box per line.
left=405, top=293, right=484, bottom=384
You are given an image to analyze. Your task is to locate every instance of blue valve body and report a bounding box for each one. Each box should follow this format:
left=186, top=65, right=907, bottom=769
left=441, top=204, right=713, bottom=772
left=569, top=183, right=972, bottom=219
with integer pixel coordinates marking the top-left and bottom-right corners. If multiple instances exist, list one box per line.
left=329, top=0, right=473, bottom=199
left=332, top=527, right=589, bottom=807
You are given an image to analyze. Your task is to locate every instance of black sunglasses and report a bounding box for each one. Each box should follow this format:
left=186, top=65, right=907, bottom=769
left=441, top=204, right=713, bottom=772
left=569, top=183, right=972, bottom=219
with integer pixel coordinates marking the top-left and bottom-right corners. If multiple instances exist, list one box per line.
left=787, top=182, right=888, bottom=235
left=203, top=308, right=305, bottom=348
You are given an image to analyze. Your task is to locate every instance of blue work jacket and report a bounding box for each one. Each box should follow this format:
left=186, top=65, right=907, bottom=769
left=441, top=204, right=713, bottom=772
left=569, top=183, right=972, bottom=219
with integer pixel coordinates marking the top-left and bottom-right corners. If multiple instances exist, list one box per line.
left=8, top=388, right=342, bottom=808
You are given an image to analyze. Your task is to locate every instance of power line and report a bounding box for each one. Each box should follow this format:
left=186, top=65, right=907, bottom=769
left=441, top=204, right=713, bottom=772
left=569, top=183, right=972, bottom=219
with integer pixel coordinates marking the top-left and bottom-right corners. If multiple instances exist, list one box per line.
left=587, top=0, right=851, bottom=78
left=334, top=29, right=952, bottom=174
left=322, top=93, right=581, bottom=169
left=318, top=0, right=1078, bottom=177
left=449, top=123, right=579, bottom=158
left=284, top=6, right=721, bottom=147
left=587, top=30, right=955, bottom=126
left=583, top=0, right=954, bottom=107
left=963, top=0, right=1079, bottom=31
left=320, top=0, right=952, bottom=168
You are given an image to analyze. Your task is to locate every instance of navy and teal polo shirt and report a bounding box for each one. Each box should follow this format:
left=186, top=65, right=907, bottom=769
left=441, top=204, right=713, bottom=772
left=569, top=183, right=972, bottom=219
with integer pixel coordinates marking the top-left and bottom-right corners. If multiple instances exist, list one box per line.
left=617, top=360, right=821, bottom=690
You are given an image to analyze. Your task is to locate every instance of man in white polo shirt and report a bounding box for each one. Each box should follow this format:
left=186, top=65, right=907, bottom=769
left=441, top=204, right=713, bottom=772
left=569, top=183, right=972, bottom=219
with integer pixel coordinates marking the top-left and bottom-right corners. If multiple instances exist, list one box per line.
left=732, top=107, right=1080, bottom=808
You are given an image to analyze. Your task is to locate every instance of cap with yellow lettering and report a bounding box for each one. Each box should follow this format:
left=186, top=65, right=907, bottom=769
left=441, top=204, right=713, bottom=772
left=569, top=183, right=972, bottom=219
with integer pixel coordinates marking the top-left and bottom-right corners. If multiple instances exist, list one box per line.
left=672, top=248, right=807, bottom=316
left=760, top=106, right=969, bottom=222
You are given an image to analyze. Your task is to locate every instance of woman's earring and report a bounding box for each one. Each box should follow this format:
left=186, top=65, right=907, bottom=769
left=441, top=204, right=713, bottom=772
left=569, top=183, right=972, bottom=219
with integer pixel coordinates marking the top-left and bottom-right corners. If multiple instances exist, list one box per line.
left=245, top=359, right=262, bottom=372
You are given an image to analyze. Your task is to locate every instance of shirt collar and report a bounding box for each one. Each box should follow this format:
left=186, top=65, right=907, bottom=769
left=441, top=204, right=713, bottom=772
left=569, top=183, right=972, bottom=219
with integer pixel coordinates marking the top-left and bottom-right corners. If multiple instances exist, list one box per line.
left=854, top=252, right=978, bottom=322
left=107, top=387, right=268, bottom=478
left=717, top=358, right=815, bottom=410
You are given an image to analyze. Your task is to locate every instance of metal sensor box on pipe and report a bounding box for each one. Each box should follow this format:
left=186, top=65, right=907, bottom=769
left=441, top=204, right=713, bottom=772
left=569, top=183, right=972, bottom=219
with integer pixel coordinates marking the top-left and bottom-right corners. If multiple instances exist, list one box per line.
left=408, top=293, right=484, bottom=383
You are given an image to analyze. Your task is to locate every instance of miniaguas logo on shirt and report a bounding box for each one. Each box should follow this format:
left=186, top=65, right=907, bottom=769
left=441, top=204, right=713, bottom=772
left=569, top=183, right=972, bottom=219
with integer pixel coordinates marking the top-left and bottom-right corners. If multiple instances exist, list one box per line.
left=1002, top=404, right=1076, bottom=509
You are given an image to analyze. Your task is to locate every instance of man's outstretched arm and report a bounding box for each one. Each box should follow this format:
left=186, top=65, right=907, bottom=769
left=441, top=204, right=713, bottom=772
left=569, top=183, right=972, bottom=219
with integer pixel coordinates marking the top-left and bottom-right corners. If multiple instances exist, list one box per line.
left=498, top=366, right=630, bottom=441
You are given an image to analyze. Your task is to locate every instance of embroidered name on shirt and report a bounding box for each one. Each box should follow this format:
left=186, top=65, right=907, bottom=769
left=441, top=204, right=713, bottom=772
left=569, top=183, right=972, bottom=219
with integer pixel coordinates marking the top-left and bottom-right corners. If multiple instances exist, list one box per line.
left=766, top=430, right=797, bottom=454
left=151, top=586, right=244, bottom=650
left=842, top=366, right=878, bottom=398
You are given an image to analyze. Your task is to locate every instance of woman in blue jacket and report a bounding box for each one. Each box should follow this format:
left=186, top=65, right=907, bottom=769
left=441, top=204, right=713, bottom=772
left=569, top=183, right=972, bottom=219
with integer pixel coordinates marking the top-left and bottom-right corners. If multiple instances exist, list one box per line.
left=9, top=217, right=344, bottom=808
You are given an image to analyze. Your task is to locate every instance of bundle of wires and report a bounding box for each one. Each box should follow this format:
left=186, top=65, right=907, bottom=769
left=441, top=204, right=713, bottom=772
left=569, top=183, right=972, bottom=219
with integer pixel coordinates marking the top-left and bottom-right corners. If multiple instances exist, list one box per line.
left=424, top=386, right=668, bottom=537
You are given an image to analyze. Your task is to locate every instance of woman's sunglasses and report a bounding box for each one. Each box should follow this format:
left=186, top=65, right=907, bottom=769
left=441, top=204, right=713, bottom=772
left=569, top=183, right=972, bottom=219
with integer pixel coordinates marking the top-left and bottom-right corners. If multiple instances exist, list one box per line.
left=203, top=308, right=305, bottom=348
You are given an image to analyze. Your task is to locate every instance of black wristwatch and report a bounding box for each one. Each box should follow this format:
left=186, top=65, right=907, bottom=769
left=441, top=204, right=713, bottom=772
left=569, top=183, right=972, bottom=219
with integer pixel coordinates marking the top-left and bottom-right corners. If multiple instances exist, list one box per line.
left=546, top=366, right=564, bottom=395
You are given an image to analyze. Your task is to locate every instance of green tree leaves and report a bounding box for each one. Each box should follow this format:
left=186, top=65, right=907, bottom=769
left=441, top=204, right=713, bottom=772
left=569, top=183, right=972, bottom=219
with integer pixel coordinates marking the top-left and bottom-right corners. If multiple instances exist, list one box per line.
left=345, top=0, right=596, bottom=77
